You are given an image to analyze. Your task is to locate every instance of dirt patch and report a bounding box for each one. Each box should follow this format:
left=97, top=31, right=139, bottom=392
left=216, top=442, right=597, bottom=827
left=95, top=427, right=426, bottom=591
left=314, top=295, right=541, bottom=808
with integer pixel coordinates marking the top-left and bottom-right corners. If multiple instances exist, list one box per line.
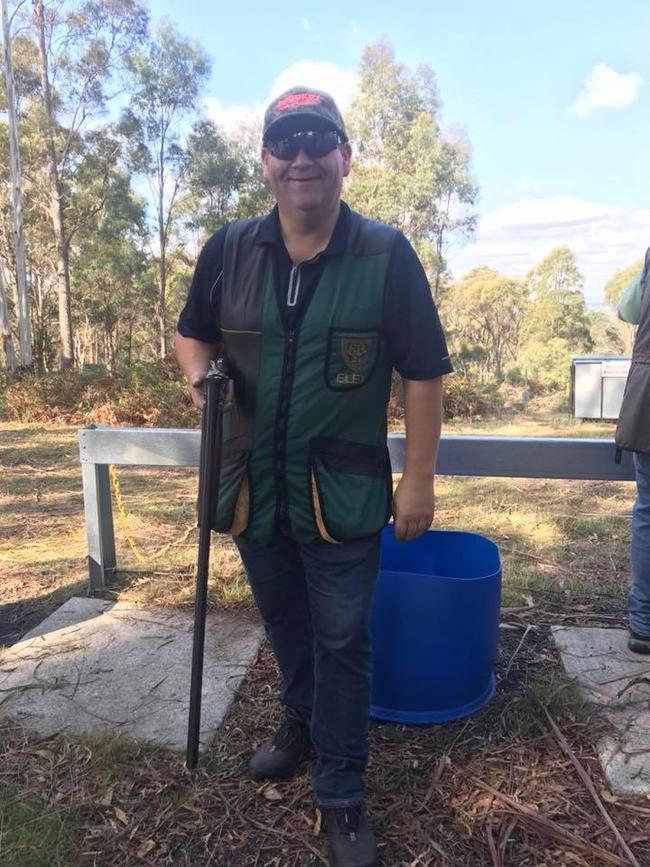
left=1, top=419, right=646, bottom=865
left=2, top=609, right=649, bottom=866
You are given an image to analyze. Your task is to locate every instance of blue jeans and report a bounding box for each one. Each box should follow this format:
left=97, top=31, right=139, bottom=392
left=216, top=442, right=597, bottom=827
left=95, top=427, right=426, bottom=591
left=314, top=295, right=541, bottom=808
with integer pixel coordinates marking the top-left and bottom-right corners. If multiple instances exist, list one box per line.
left=234, top=530, right=380, bottom=807
left=630, top=452, right=650, bottom=635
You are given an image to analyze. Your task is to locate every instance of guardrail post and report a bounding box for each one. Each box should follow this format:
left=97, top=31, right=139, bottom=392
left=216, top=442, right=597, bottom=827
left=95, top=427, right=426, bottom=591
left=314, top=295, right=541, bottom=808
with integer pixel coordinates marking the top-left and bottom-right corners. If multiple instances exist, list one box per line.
left=81, top=462, right=116, bottom=590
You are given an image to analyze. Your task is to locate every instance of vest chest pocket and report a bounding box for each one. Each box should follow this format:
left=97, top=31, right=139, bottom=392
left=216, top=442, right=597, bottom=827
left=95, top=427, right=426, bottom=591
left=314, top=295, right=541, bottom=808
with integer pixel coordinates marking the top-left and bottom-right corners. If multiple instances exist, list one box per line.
left=310, top=436, right=392, bottom=543
left=326, top=328, right=379, bottom=390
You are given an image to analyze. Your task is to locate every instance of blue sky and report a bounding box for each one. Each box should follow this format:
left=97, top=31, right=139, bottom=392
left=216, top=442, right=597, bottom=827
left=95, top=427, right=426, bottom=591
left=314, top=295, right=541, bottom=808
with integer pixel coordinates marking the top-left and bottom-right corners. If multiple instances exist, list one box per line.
left=150, top=0, right=650, bottom=305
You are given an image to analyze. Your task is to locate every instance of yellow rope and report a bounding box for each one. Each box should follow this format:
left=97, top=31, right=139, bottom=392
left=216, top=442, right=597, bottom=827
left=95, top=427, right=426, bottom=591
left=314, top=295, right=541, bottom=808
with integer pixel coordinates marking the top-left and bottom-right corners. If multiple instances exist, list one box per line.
left=108, top=465, right=197, bottom=563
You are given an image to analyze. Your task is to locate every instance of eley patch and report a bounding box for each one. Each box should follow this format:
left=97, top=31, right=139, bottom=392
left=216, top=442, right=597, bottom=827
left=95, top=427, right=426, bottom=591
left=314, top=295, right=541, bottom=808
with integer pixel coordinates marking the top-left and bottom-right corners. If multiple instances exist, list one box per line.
left=326, top=329, right=379, bottom=389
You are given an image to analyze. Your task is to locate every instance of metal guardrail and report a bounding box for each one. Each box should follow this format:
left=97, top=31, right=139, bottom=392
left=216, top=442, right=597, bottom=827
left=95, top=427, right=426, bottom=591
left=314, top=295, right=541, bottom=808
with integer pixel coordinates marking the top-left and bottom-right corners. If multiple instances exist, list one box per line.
left=78, top=426, right=636, bottom=589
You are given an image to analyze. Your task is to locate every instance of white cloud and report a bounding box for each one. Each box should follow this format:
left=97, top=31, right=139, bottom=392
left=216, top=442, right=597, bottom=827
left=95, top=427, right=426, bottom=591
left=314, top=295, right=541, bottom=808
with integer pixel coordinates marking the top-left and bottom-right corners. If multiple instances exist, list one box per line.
left=203, top=97, right=261, bottom=136
left=268, top=61, right=358, bottom=112
left=447, top=196, right=650, bottom=306
left=569, top=63, right=643, bottom=117
left=204, top=61, right=358, bottom=138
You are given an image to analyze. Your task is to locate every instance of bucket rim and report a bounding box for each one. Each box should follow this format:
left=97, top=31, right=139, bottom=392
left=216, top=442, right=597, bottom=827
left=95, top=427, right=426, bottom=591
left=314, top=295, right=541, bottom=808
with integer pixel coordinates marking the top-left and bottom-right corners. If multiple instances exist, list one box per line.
left=377, top=566, right=502, bottom=583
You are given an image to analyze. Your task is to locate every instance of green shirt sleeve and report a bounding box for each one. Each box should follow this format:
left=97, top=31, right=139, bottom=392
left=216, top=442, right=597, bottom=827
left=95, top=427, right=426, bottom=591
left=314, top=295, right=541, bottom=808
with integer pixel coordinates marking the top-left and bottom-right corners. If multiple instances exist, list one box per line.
left=618, top=270, right=645, bottom=324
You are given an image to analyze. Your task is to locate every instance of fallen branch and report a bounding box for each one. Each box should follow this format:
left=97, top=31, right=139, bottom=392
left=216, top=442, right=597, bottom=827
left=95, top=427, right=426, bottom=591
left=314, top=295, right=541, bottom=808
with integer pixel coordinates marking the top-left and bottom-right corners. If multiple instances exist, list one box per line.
left=486, top=816, right=502, bottom=867
left=503, top=624, right=534, bottom=679
left=500, top=546, right=585, bottom=577
left=246, top=815, right=327, bottom=863
left=541, top=705, right=641, bottom=867
left=472, top=777, right=632, bottom=866
left=616, top=677, right=650, bottom=700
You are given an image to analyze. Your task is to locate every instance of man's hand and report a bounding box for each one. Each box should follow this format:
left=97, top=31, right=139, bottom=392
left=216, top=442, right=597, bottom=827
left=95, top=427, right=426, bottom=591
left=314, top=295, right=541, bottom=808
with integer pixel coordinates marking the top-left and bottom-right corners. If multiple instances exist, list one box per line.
left=187, top=369, right=234, bottom=411
left=392, top=472, right=434, bottom=542
left=187, top=370, right=208, bottom=409
left=174, top=332, right=218, bottom=410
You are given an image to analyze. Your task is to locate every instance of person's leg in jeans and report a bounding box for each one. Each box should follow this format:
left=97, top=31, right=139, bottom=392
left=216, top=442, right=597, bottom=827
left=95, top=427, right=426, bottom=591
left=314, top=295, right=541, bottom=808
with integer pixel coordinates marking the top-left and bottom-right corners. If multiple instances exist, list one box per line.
left=235, top=531, right=314, bottom=722
left=299, top=533, right=381, bottom=808
left=630, top=451, right=650, bottom=637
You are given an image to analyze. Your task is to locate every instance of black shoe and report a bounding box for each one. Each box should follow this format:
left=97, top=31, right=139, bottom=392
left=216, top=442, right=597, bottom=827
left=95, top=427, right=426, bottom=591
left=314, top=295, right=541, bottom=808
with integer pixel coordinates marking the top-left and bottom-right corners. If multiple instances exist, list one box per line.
left=628, top=629, right=650, bottom=655
left=323, top=805, right=379, bottom=867
left=248, top=713, right=311, bottom=780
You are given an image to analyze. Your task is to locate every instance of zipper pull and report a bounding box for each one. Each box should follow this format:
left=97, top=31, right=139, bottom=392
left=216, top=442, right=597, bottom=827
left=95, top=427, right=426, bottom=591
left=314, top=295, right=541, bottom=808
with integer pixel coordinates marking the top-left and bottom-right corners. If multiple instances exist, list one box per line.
left=287, top=265, right=301, bottom=307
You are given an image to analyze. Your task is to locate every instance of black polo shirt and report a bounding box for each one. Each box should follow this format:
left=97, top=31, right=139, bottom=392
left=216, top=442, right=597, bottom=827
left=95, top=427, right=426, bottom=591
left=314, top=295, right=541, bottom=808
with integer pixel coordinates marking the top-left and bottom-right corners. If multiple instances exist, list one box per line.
left=177, top=202, right=452, bottom=380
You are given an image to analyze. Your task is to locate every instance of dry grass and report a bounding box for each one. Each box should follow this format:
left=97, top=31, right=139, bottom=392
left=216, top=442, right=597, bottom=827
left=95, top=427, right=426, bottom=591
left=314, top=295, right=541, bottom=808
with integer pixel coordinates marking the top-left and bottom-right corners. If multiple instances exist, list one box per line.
left=1, top=418, right=647, bottom=866
left=2, top=628, right=650, bottom=866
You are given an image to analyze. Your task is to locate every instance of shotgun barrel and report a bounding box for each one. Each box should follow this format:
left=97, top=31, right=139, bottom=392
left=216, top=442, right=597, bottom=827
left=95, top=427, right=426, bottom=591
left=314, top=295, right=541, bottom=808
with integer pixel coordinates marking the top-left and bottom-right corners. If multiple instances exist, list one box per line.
left=186, top=357, right=229, bottom=770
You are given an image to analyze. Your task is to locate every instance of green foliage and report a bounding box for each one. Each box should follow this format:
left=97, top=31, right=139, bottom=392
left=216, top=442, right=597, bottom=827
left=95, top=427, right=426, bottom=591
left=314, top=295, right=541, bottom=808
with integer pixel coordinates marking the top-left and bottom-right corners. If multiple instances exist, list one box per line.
left=346, top=40, right=477, bottom=297
left=70, top=166, right=152, bottom=369
left=521, top=246, right=593, bottom=350
left=1, top=361, right=197, bottom=426
left=603, top=259, right=644, bottom=308
left=517, top=337, right=574, bottom=389
left=2, top=24, right=606, bottom=412
left=0, top=35, right=41, bottom=111
left=588, top=309, right=626, bottom=355
left=122, top=21, right=211, bottom=178
left=442, top=267, right=528, bottom=381
left=183, top=119, right=244, bottom=234
left=120, top=21, right=212, bottom=357
left=227, top=119, right=275, bottom=221
left=442, top=375, right=500, bottom=419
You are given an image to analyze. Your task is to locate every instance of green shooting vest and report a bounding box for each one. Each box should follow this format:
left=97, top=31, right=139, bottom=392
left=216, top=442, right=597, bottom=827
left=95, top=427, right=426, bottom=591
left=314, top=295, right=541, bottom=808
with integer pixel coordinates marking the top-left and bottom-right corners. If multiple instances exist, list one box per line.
left=616, top=247, right=650, bottom=455
left=212, top=208, right=396, bottom=545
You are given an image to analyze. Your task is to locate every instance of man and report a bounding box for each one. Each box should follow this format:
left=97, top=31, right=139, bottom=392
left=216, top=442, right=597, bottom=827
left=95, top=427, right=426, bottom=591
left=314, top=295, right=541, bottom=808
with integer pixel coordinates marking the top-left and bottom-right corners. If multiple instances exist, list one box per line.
left=175, top=86, right=452, bottom=866
left=616, top=249, right=650, bottom=655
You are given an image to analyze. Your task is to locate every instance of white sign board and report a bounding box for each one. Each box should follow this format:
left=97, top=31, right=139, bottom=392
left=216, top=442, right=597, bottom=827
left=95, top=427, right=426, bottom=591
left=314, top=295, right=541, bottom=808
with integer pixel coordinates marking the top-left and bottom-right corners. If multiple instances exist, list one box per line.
left=602, top=361, right=631, bottom=377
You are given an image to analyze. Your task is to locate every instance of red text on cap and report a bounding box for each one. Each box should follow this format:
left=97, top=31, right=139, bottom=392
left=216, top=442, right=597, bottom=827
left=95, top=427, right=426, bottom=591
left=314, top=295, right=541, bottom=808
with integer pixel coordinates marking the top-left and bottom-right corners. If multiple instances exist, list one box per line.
left=275, top=92, right=321, bottom=111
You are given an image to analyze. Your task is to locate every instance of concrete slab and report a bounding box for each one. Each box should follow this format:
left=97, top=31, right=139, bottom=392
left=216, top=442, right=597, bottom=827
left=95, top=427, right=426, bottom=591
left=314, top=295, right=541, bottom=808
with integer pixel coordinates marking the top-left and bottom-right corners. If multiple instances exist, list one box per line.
left=0, top=597, right=263, bottom=752
left=552, top=626, right=650, bottom=795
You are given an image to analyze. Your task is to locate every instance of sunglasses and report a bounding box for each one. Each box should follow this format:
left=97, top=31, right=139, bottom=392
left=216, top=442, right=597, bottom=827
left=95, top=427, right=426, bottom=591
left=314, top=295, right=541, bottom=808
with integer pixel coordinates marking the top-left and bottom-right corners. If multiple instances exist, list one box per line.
left=264, top=130, right=343, bottom=161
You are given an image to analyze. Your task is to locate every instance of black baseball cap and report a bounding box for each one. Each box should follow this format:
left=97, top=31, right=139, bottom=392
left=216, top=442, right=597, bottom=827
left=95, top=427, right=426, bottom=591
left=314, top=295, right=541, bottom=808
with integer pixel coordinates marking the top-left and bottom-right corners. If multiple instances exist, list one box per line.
left=263, top=86, right=348, bottom=143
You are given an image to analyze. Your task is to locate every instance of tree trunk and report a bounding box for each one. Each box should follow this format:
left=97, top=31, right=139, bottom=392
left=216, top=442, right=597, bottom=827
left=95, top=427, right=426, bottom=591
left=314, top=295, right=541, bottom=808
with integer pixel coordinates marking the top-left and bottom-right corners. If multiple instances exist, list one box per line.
left=158, top=263, right=167, bottom=358
left=32, top=271, right=43, bottom=371
left=158, top=186, right=167, bottom=359
left=2, top=0, right=32, bottom=368
left=0, top=266, right=17, bottom=373
left=33, top=0, right=74, bottom=369
left=126, top=318, right=133, bottom=367
left=433, top=226, right=444, bottom=302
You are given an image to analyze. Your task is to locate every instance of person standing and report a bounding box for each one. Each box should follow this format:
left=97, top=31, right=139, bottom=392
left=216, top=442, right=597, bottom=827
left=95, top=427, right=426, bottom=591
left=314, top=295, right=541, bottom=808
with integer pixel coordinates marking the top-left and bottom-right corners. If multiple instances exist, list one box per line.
left=616, top=248, right=650, bottom=654
left=175, top=86, right=453, bottom=866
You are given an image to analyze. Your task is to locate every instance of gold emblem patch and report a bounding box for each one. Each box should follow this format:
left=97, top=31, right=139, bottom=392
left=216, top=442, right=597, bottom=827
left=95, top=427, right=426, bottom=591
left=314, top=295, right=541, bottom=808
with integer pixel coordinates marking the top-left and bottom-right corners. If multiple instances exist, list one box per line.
left=341, top=337, right=370, bottom=370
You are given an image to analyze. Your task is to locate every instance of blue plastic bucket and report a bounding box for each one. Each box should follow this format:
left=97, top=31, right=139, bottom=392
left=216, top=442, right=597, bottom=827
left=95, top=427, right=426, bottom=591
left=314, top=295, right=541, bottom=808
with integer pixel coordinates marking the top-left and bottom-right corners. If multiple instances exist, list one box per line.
left=370, top=526, right=501, bottom=724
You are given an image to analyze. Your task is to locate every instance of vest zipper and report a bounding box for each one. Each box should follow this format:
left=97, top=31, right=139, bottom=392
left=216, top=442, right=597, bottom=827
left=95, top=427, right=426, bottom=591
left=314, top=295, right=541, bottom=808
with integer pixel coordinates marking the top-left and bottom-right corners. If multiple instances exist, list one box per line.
left=274, top=254, right=321, bottom=529
left=275, top=327, right=297, bottom=527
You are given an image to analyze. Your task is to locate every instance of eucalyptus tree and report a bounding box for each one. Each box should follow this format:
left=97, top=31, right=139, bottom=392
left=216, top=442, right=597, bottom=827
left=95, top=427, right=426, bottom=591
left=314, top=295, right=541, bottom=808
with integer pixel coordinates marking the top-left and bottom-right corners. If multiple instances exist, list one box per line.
left=0, top=264, right=17, bottom=371
left=1, top=0, right=32, bottom=367
left=71, top=171, right=150, bottom=369
left=521, top=246, right=593, bottom=349
left=602, top=258, right=644, bottom=354
left=120, top=22, right=210, bottom=359
left=183, top=118, right=244, bottom=236
left=346, top=40, right=477, bottom=298
left=442, top=267, right=528, bottom=381
left=31, top=0, right=148, bottom=367
left=227, top=117, right=274, bottom=221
